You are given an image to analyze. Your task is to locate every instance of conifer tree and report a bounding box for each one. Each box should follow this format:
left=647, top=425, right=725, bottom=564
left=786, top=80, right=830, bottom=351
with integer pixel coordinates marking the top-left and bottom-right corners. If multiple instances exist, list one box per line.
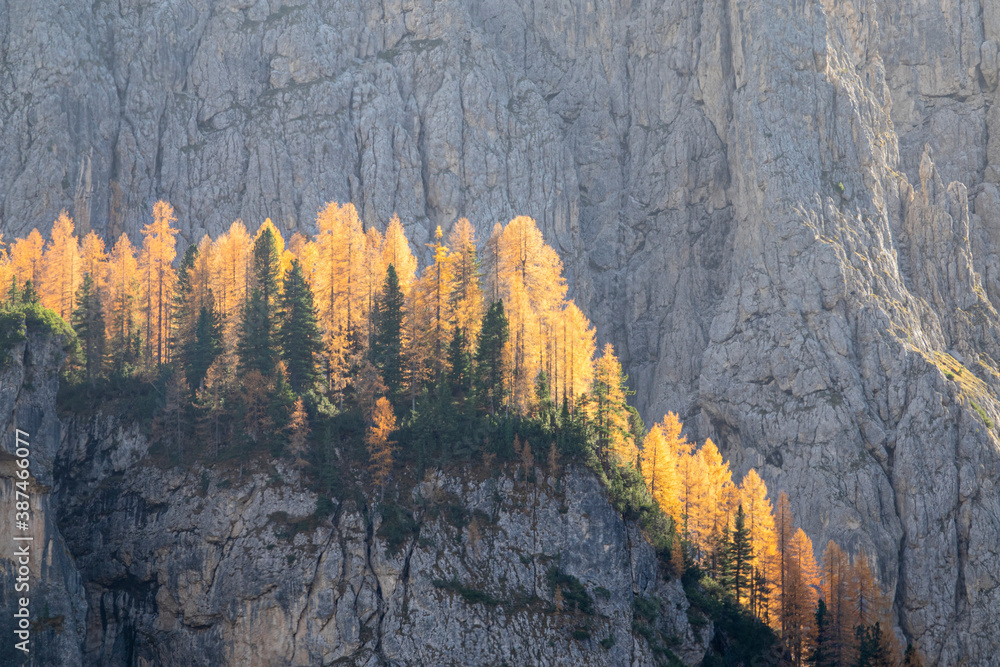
left=739, top=469, right=780, bottom=622
left=730, top=504, right=754, bottom=606
left=447, top=218, right=483, bottom=355
left=186, top=304, right=223, bottom=392
left=80, top=231, right=108, bottom=292
left=278, top=259, right=322, bottom=392
left=139, top=201, right=179, bottom=366
left=237, top=226, right=280, bottom=377
left=367, top=396, right=397, bottom=487
left=448, top=327, right=472, bottom=396
left=212, top=220, right=251, bottom=331
left=41, top=211, right=82, bottom=320
left=106, top=233, right=142, bottom=375
left=372, top=264, right=405, bottom=398
left=640, top=418, right=682, bottom=524
left=475, top=300, right=510, bottom=414
left=10, top=229, right=45, bottom=289
left=810, top=599, right=835, bottom=667
left=72, top=273, right=106, bottom=384
left=587, top=343, right=636, bottom=467
left=821, top=540, right=854, bottom=665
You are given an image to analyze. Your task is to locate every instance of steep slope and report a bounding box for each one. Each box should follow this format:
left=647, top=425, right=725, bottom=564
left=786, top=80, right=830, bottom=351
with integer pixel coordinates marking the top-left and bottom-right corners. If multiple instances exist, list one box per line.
left=4, top=0, right=1000, bottom=662
left=0, top=335, right=711, bottom=666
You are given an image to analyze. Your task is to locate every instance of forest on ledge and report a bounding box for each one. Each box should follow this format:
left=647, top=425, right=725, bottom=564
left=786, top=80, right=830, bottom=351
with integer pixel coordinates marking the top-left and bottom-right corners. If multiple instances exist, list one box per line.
left=0, top=203, right=917, bottom=666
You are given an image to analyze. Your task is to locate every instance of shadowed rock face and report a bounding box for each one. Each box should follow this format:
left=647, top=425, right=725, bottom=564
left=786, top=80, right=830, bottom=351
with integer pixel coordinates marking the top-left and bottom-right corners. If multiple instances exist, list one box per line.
left=4, top=0, right=1000, bottom=661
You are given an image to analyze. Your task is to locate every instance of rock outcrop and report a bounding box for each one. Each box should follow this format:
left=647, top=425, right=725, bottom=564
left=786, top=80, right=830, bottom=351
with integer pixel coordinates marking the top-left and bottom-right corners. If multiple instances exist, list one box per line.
left=0, top=336, right=709, bottom=665
left=0, top=334, right=86, bottom=665
left=4, top=0, right=1000, bottom=662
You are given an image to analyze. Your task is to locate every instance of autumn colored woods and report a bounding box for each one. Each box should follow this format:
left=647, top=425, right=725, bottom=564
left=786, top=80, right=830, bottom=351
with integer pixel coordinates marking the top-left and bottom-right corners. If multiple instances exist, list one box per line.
left=636, top=412, right=902, bottom=665
left=1, top=203, right=909, bottom=664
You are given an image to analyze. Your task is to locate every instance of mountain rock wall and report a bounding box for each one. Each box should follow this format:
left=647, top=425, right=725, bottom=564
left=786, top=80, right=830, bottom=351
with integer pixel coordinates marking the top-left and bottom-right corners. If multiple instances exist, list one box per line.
left=3, top=0, right=1000, bottom=662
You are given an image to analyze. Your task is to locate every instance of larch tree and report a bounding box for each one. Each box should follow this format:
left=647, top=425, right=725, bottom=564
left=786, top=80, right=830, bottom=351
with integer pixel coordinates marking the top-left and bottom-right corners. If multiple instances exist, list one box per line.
left=362, top=226, right=385, bottom=346
left=10, top=228, right=45, bottom=289
left=482, top=222, right=504, bottom=304
left=106, top=233, right=141, bottom=373
left=775, top=491, right=796, bottom=637
left=785, top=528, right=820, bottom=667
left=139, top=200, right=180, bottom=366
left=381, top=214, right=417, bottom=291
left=739, top=469, right=779, bottom=623
left=497, top=216, right=567, bottom=411
left=447, top=218, right=483, bottom=356
left=688, top=438, right=735, bottom=560
left=80, top=230, right=108, bottom=292
left=366, top=396, right=397, bottom=488
left=212, top=220, right=251, bottom=330
left=314, top=202, right=367, bottom=395
left=560, top=301, right=596, bottom=407
left=587, top=343, right=637, bottom=468
left=821, top=540, right=855, bottom=666
left=640, top=418, right=681, bottom=524
left=41, top=211, right=82, bottom=320
left=419, top=225, right=455, bottom=380
left=0, top=239, right=12, bottom=301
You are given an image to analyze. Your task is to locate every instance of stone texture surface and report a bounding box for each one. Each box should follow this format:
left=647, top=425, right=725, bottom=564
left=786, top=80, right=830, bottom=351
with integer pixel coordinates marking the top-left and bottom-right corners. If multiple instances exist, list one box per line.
left=4, top=0, right=1000, bottom=662
left=0, top=335, right=86, bottom=665
left=52, top=412, right=708, bottom=666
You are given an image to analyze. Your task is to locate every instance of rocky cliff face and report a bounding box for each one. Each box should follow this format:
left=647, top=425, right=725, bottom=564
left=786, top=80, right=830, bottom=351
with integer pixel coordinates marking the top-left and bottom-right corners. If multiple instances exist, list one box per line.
left=4, top=0, right=1000, bottom=662
left=0, top=335, right=86, bottom=665
left=0, top=336, right=709, bottom=665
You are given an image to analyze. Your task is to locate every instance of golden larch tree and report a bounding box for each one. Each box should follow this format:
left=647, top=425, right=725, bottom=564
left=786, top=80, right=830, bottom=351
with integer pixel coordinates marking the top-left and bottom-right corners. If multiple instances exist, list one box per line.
left=497, top=216, right=567, bottom=410
left=640, top=418, right=681, bottom=523
left=739, top=469, right=779, bottom=623
left=587, top=343, right=637, bottom=468
left=40, top=211, right=82, bottom=319
left=212, top=220, right=251, bottom=327
left=105, top=233, right=141, bottom=360
left=366, top=396, right=397, bottom=487
left=784, top=528, right=820, bottom=666
left=560, top=300, right=596, bottom=406
left=80, top=230, right=108, bottom=291
left=139, top=201, right=180, bottom=366
left=821, top=540, right=856, bottom=665
left=381, top=214, right=417, bottom=291
left=314, top=202, right=367, bottom=393
left=0, top=237, right=12, bottom=300
left=687, top=438, right=735, bottom=559
left=10, top=228, right=45, bottom=289
left=447, top=218, right=483, bottom=355
left=775, top=491, right=796, bottom=636
left=362, top=226, right=386, bottom=343
left=418, top=226, right=455, bottom=379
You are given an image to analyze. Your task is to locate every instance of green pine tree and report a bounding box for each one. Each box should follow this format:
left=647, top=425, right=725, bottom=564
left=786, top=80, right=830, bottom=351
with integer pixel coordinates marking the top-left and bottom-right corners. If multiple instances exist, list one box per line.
left=71, top=273, right=106, bottom=384
left=277, top=259, right=322, bottom=392
left=810, top=599, right=835, bottom=666
left=730, top=504, right=754, bottom=605
left=186, top=302, right=223, bottom=392
left=372, top=264, right=405, bottom=398
left=474, top=300, right=509, bottom=414
left=170, top=244, right=199, bottom=372
left=447, top=327, right=471, bottom=396
left=856, top=622, right=894, bottom=667
left=237, top=228, right=280, bottom=377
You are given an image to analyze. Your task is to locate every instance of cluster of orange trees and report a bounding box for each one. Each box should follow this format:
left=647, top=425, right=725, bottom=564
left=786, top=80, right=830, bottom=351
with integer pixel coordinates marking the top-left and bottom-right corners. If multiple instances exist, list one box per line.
left=0, top=202, right=596, bottom=408
left=636, top=412, right=902, bottom=664
left=0, top=201, right=906, bottom=664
